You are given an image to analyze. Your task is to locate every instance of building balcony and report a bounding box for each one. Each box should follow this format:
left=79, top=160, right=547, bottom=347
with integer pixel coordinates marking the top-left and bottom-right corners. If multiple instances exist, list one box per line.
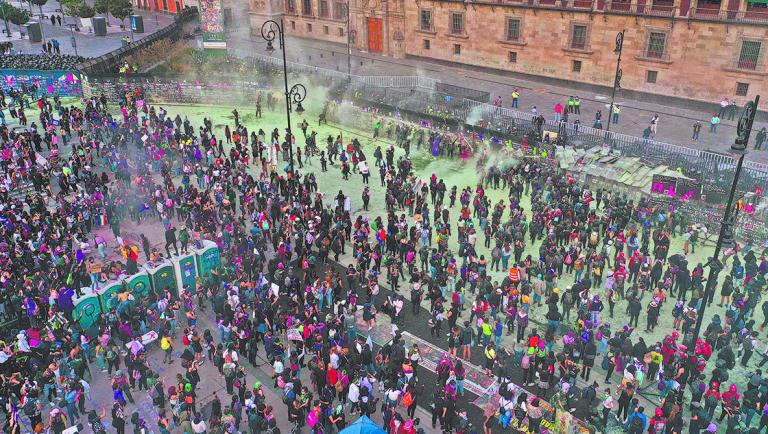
left=689, top=6, right=768, bottom=23
left=432, top=0, right=768, bottom=24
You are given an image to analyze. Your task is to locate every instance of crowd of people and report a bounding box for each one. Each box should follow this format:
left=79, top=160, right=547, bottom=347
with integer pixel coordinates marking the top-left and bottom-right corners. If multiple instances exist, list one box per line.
left=0, top=76, right=766, bottom=434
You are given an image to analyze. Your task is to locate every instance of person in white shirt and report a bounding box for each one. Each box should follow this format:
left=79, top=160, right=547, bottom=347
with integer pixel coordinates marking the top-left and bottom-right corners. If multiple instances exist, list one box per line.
left=719, top=98, right=729, bottom=118
left=191, top=415, right=207, bottom=433
left=348, top=381, right=360, bottom=413
left=272, top=356, right=284, bottom=387
left=358, top=161, right=370, bottom=184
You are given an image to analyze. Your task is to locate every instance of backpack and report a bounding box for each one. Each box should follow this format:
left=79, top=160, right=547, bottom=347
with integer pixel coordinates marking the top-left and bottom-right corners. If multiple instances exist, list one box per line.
left=629, top=415, right=644, bottom=433
left=282, top=388, right=295, bottom=405
left=402, top=391, right=414, bottom=407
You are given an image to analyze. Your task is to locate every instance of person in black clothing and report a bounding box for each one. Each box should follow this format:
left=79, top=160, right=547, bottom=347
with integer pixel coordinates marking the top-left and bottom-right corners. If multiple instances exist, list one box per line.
left=165, top=224, right=179, bottom=257
left=431, top=389, right=445, bottom=429
left=141, top=233, right=151, bottom=261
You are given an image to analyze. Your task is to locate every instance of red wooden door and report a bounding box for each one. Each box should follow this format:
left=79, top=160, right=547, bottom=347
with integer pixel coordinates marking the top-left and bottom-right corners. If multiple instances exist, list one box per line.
left=367, top=18, right=383, bottom=53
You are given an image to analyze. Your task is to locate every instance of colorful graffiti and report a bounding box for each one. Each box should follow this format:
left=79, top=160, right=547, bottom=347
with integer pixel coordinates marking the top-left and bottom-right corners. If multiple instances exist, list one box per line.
left=0, top=69, right=82, bottom=96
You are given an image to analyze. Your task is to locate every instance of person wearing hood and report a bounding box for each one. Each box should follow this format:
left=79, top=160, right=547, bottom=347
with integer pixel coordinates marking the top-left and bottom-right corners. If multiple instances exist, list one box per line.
left=717, top=384, right=740, bottom=422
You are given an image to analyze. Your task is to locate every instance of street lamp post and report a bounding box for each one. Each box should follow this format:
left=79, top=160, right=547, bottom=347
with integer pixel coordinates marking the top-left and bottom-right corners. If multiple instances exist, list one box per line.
left=261, top=18, right=307, bottom=178
left=67, top=23, right=78, bottom=56
left=129, top=8, right=135, bottom=42
left=685, top=95, right=760, bottom=385
left=605, top=30, right=624, bottom=137
left=346, top=2, right=351, bottom=78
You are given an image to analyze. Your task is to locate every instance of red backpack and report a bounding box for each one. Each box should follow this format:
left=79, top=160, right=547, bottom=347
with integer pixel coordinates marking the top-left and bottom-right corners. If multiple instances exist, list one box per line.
left=402, top=391, right=414, bottom=407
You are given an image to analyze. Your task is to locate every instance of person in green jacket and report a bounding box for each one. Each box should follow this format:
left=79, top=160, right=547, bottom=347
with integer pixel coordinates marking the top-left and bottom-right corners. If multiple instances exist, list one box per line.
left=179, top=226, right=190, bottom=254
left=755, top=127, right=766, bottom=150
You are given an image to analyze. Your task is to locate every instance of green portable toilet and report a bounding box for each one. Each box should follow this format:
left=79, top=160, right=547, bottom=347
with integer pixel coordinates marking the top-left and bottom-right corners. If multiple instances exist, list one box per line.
left=73, top=293, right=101, bottom=331
left=147, top=261, right=178, bottom=296
left=126, top=271, right=152, bottom=299
left=99, top=281, right=124, bottom=313
left=173, top=253, right=198, bottom=294
left=195, top=240, right=221, bottom=277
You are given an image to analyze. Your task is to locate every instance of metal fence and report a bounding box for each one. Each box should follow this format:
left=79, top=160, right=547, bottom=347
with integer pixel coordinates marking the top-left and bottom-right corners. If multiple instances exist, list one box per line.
left=436, top=82, right=491, bottom=103
left=232, top=51, right=439, bottom=91
left=347, top=81, right=768, bottom=197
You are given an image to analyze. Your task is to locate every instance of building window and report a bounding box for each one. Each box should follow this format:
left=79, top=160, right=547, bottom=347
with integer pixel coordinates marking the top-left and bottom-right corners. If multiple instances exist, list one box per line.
left=423, top=39, right=431, bottom=49
left=506, top=18, right=521, bottom=42
left=738, top=40, right=762, bottom=70
left=420, top=9, right=432, bottom=31
left=645, top=31, right=667, bottom=58
left=454, top=44, right=461, bottom=55
left=569, top=24, right=588, bottom=50
left=450, top=12, right=464, bottom=35
left=338, top=27, right=344, bottom=36
left=286, top=0, right=295, bottom=13
left=319, top=0, right=329, bottom=17
left=307, top=23, right=312, bottom=32
left=646, top=70, right=658, bottom=83
left=572, top=60, right=582, bottom=72
left=736, top=82, right=750, bottom=96
left=291, top=21, right=296, bottom=30
left=302, top=0, right=312, bottom=15
left=333, top=1, right=347, bottom=20
left=323, top=25, right=329, bottom=34
left=509, top=51, right=517, bottom=63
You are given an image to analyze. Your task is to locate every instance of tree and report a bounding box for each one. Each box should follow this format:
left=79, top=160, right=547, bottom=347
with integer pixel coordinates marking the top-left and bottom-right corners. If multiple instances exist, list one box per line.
left=29, top=0, right=47, bottom=19
left=4, top=4, right=31, bottom=34
left=94, top=0, right=110, bottom=25
left=108, top=0, right=132, bottom=26
left=77, top=4, right=95, bottom=18
left=59, top=0, right=84, bottom=17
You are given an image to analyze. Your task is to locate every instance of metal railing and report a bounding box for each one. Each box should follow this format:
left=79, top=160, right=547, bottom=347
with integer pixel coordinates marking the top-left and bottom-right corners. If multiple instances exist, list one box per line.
left=347, top=80, right=768, bottom=195
left=241, top=51, right=439, bottom=90
left=436, top=0, right=768, bottom=23
left=688, top=6, right=768, bottom=23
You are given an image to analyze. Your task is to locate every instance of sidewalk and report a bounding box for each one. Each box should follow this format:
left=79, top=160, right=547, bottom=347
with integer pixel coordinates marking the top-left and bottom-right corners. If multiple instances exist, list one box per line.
left=227, top=28, right=768, bottom=164
left=2, top=0, right=175, bottom=58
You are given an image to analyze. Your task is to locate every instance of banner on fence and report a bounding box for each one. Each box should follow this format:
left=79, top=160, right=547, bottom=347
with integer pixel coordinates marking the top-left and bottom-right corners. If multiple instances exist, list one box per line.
left=199, top=0, right=227, bottom=51
left=1, top=70, right=82, bottom=96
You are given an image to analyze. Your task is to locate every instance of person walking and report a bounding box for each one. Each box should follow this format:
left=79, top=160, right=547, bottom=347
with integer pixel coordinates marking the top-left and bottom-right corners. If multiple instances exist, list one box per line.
left=650, top=114, right=659, bottom=136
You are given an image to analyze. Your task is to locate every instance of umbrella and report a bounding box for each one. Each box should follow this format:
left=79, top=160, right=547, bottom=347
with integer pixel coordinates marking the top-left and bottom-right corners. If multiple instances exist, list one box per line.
left=339, top=416, right=388, bottom=434
left=286, top=328, right=303, bottom=341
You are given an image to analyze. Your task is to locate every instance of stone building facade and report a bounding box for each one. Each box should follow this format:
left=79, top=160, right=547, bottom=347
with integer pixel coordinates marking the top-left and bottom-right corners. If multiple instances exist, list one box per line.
left=249, top=0, right=768, bottom=104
